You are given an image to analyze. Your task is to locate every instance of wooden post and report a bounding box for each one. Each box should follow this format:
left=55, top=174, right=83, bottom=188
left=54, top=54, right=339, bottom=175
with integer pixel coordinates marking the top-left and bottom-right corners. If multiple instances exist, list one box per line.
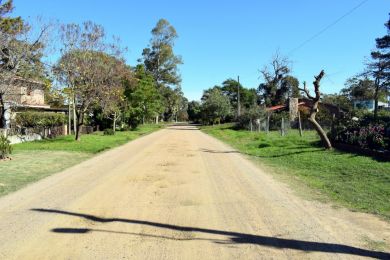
left=266, top=113, right=270, bottom=134
left=250, top=119, right=253, bottom=132
left=281, top=117, right=285, bottom=136
left=298, top=110, right=303, bottom=137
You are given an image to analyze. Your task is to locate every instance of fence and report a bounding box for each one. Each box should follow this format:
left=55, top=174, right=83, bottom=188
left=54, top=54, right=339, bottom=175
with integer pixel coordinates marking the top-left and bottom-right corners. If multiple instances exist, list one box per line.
left=0, top=125, right=67, bottom=144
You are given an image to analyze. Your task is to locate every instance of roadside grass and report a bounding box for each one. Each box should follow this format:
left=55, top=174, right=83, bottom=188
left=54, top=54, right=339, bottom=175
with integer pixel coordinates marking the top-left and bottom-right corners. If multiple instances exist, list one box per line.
left=0, top=124, right=163, bottom=197
left=201, top=124, right=390, bottom=220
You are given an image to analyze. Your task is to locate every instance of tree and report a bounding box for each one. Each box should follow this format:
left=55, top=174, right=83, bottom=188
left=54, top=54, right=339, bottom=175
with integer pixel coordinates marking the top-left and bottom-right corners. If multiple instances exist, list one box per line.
left=0, top=0, right=49, bottom=128
left=342, top=76, right=377, bottom=101
left=258, top=53, right=296, bottom=106
left=142, top=19, right=183, bottom=121
left=142, top=18, right=182, bottom=89
left=369, top=14, right=390, bottom=119
left=299, top=70, right=332, bottom=149
left=54, top=21, right=126, bottom=140
left=201, top=87, right=232, bottom=125
left=187, top=100, right=202, bottom=123
left=124, top=64, right=163, bottom=126
left=221, top=78, right=258, bottom=116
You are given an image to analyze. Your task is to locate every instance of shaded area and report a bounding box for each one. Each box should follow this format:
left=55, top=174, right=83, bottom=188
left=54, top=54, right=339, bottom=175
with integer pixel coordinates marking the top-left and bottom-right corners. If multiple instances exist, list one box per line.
left=200, top=148, right=322, bottom=158
left=32, top=208, right=390, bottom=259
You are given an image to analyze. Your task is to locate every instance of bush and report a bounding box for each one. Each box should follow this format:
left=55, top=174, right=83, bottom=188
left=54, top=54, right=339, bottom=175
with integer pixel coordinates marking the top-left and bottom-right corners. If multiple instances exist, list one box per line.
left=103, top=128, right=115, bottom=135
left=0, top=134, right=12, bottom=159
left=15, top=112, right=66, bottom=128
left=331, top=122, right=388, bottom=151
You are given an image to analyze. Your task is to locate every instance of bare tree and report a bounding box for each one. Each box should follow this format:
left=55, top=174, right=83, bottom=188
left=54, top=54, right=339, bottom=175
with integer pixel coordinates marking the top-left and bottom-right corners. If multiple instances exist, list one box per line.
left=299, top=70, right=332, bottom=149
left=0, top=21, right=50, bottom=128
left=54, top=21, right=127, bottom=140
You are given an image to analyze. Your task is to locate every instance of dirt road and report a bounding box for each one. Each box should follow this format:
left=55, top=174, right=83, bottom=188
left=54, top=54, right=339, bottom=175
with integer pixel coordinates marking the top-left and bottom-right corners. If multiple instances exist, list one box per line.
left=0, top=125, right=389, bottom=259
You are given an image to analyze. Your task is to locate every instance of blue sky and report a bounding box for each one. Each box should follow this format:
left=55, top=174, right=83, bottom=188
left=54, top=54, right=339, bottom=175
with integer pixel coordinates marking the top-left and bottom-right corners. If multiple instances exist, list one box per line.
left=12, top=0, right=390, bottom=101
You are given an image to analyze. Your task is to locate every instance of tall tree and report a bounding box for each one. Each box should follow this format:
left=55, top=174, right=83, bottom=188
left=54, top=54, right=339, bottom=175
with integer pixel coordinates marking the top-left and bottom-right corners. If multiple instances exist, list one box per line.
left=369, top=14, right=390, bottom=119
left=258, top=53, right=296, bottom=106
left=142, top=19, right=183, bottom=121
left=142, top=18, right=182, bottom=88
left=54, top=21, right=126, bottom=140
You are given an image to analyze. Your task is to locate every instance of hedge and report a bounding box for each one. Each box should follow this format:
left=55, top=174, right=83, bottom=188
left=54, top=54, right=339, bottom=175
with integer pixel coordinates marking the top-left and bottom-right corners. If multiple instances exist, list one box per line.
left=15, top=112, right=66, bottom=128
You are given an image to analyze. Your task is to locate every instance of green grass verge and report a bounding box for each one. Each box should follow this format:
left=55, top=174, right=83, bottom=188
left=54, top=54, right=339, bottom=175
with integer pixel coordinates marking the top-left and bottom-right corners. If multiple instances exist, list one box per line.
left=202, top=124, right=390, bottom=220
left=0, top=124, right=163, bottom=197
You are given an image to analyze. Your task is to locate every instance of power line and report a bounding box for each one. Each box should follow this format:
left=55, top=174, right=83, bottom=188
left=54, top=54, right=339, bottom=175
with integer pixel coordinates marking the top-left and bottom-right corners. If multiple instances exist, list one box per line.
left=288, top=0, right=369, bottom=55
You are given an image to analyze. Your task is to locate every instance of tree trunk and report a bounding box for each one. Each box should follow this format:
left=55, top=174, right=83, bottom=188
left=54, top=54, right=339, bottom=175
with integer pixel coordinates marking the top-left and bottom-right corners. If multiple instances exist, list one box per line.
left=75, top=111, right=84, bottom=141
left=68, top=97, right=71, bottom=135
left=0, top=94, right=5, bottom=129
left=298, top=110, right=303, bottom=137
left=113, top=112, right=116, bottom=132
left=309, top=102, right=332, bottom=149
left=374, top=77, right=380, bottom=120
left=72, top=94, right=77, bottom=134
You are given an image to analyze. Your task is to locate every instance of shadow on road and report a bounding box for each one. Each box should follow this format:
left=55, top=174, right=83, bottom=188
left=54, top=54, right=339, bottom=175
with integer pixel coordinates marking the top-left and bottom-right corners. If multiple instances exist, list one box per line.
left=200, top=148, right=322, bottom=158
left=31, top=208, right=390, bottom=259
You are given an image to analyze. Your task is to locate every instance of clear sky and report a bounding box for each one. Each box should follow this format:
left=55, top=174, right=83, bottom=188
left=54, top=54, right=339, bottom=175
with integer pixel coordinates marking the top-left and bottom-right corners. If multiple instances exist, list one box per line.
left=12, top=0, right=390, bottom=101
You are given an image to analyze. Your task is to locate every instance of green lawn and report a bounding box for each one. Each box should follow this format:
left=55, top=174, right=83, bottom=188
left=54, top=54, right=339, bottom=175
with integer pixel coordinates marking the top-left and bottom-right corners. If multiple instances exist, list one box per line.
left=0, top=124, right=163, bottom=196
left=202, top=124, right=390, bottom=220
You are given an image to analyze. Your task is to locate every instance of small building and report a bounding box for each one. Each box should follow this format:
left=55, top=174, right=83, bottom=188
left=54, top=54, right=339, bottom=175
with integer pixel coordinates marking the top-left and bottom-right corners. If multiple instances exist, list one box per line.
left=1, top=77, right=53, bottom=129
left=353, top=99, right=389, bottom=111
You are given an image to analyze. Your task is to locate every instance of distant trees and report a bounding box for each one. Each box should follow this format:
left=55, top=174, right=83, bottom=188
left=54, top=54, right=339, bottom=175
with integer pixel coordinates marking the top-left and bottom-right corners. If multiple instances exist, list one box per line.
left=221, top=79, right=258, bottom=115
left=201, top=87, right=231, bottom=125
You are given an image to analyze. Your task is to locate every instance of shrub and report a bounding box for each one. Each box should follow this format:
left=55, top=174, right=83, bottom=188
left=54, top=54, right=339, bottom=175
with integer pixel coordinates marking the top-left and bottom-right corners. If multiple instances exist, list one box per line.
left=15, top=112, right=66, bottom=128
left=0, top=134, right=12, bottom=159
left=103, top=128, right=115, bottom=135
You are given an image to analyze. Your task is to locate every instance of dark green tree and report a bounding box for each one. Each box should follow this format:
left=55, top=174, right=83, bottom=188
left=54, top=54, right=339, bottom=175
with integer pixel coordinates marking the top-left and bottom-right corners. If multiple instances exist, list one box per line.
left=142, top=19, right=182, bottom=88
left=187, top=100, right=202, bottom=123
left=221, top=78, right=257, bottom=114
left=124, top=64, right=163, bottom=126
left=258, top=54, right=297, bottom=106
left=201, top=87, right=231, bottom=125
left=369, top=14, right=390, bottom=119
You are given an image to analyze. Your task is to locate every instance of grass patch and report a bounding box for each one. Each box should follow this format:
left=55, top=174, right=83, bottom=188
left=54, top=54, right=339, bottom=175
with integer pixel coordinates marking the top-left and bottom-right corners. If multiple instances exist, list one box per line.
left=202, top=124, right=390, bottom=220
left=0, top=124, right=163, bottom=197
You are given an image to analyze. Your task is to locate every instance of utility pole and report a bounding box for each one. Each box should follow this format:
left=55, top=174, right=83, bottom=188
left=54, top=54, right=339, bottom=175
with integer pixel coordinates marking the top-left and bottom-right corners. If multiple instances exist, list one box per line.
left=237, top=76, right=241, bottom=117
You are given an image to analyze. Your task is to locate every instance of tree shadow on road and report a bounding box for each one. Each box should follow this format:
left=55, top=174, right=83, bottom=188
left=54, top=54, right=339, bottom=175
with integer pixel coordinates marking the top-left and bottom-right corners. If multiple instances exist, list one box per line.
left=31, top=208, right=390, bottom=259
left=200, top=148, right=322, bottom=158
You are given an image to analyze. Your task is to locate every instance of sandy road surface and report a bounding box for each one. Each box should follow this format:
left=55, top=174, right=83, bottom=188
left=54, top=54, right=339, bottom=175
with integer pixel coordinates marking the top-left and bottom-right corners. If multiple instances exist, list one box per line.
left=0, top=125, right=389, bottom=259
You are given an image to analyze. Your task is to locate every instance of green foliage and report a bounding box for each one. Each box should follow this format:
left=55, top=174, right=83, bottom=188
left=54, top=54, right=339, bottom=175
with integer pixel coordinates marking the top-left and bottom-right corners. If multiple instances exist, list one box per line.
left=0, top=0, right=24, bottom=35
left=187, top=101, right=202, bottom=123
left=201, top=87, right=232, bottom=124
left=15, top=112, right=66, bottom=128
left=0, top=134, right=12, bottom=159
left=221, top=78, right=258, bottom=113
left=142, top=18, right=182, bottom=88
left=103, top=128, right=115, bottom=136
left=258, top=54, right=297, bottom=106
left=202, top=124, right=390, bottom=219
left=123, top=64, right=163, bottom=125
left=236, top=106, right=266, bottom=130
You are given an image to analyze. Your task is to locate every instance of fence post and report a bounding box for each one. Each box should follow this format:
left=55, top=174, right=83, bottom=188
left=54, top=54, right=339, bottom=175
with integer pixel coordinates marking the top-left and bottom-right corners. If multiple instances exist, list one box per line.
left=266, top=113, right=270, bottom=134
left=298, top=111, right=303, bottom=137
left=281, top=117, right=285, bottom=136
